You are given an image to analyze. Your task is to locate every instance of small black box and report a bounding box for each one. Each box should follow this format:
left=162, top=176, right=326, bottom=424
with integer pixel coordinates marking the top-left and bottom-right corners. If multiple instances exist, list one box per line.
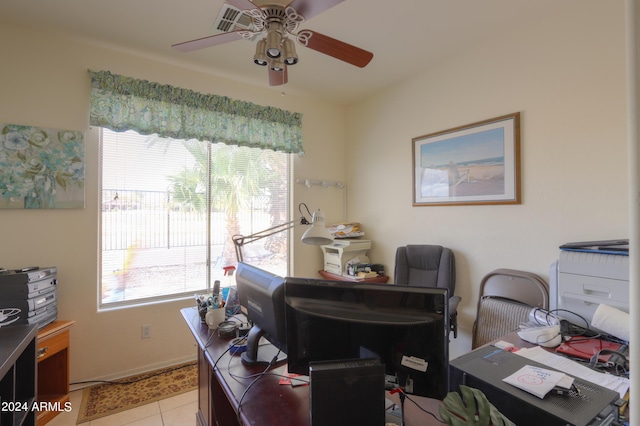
left=309, top=358, right=385, bottom=426
left=370, top=264, right=385, bottom=275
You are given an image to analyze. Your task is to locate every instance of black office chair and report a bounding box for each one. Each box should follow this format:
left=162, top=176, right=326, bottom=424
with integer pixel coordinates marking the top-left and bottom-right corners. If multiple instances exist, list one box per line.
left=394, top=245, right=461, bottom=338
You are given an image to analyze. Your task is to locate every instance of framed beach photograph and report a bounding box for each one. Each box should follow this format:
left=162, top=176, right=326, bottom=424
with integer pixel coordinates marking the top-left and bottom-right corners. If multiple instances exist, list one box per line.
left=412, top=112, right=521, bottom=206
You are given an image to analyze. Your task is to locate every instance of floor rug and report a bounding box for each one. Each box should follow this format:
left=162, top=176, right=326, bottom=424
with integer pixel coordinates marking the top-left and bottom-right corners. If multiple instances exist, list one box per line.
left=77, top=361, right=197, bottom=424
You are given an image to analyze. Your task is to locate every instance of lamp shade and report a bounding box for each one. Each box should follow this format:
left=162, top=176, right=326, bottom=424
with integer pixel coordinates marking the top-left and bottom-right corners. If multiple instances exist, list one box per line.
left=282, top=38, right=298, bottom=65
left=265, top=24, right=282, bottom=58
left=253, top=39, right=268, bottom=66
left=301, top=210, right=333, bottom=245
left=270, top=57, right=285, bottom=72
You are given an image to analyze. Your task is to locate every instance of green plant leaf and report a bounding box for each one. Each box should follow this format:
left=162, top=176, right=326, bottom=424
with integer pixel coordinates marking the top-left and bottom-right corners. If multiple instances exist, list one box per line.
left=439, top=385, right=515, bottom=426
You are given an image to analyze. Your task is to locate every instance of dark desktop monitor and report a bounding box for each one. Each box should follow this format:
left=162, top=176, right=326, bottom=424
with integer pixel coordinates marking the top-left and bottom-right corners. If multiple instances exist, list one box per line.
left=235, top=262, right=287, bottom=366
left=284, top=277, right=450, bottom=399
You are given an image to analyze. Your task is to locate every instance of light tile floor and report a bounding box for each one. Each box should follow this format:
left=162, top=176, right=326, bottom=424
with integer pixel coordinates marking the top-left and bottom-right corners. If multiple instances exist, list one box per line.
left=46, top=389, right=198, bottom=426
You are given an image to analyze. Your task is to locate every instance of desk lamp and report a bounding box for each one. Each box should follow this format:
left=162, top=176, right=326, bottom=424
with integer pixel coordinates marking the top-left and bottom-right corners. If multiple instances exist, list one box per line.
left=232, top=202, right=333, bottom=262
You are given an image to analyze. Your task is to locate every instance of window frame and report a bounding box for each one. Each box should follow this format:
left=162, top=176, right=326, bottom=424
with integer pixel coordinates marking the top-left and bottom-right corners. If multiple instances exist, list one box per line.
left=98, top=128, right=293, bottom=309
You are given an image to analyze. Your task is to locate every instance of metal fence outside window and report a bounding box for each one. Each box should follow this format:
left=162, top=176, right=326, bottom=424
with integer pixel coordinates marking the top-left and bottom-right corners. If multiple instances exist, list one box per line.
left=101, top=189, right=227, bottom=251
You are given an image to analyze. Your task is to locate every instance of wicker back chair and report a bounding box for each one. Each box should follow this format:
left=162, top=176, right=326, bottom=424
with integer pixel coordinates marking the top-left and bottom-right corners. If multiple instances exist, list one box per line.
left=472, top=269, right=549, bottom=349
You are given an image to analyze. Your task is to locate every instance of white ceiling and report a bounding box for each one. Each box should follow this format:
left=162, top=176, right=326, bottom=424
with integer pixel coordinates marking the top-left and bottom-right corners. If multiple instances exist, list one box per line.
left=0, top=0, right=569, bottom=104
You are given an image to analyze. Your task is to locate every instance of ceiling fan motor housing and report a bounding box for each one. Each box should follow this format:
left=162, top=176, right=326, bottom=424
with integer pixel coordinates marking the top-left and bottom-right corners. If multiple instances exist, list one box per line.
left=174, top=0, right=373, bottom=87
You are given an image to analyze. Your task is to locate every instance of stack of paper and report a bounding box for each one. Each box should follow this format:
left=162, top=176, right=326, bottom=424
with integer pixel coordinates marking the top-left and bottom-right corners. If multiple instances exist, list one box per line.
left=502, top=365, right=574, bottom=398
left=328, top=222, right=365, bottom=238
left=514, top=346, right=630, bottom=398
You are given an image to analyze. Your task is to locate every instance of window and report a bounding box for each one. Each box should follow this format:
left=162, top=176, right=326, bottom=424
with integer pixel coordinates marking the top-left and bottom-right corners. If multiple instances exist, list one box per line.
left=99, top=128, right=291, bottom=307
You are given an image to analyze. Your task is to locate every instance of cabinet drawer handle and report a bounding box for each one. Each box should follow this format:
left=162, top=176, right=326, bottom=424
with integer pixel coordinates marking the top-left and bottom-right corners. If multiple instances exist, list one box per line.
left=582, top=285, right=610, bottom=297
left=38, top=346, right=48, bottom=358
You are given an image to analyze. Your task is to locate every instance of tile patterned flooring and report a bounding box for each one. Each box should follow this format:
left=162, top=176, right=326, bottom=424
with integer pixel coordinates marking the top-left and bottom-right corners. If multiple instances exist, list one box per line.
left=47, top=388, right=198, bottom=426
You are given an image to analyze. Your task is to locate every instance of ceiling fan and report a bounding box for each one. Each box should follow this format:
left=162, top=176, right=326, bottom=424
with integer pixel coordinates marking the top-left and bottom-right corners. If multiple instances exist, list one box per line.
left=171, top=0, right=374, bottom=86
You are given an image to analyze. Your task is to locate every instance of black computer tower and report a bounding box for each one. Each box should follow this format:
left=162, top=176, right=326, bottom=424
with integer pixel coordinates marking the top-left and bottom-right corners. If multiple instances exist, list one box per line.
left=309, top=358, right=385, bottom=426
left=449, top=345, right=620, bottom=426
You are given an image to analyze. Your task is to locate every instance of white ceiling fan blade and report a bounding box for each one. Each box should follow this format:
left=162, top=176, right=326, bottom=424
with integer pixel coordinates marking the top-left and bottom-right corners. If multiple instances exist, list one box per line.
left=225, top=0, right=260, bottom=11
left=288, top=0, right=345, bottom=21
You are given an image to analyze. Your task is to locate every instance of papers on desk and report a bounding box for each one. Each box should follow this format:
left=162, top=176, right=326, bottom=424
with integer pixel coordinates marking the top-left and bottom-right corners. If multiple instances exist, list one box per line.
left=514, top=346, right=630, bottom=398
left=503, top=365, right=574, bottom=398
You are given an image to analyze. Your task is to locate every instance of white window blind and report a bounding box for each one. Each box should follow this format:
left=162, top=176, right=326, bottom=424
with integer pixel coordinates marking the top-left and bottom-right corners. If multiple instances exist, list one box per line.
left=99, top=128, right=291, bottom=307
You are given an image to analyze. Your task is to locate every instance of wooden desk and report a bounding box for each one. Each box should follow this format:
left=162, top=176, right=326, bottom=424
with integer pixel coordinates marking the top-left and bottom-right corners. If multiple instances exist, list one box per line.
left=181, top=307, right=442, bottom=426
left=182, top=307, right=309, bottom=425
left=318, top=270, right=389, bottom=283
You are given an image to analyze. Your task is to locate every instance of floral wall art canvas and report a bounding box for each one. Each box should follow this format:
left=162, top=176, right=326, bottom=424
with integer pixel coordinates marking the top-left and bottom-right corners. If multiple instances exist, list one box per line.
left=0, top=123, right=85, bottom=209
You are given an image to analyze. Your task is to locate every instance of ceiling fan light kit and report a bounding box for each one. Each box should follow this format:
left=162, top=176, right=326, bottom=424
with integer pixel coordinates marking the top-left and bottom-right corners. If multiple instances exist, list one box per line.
left=265, top=20, right=284, bottom=58
left=270, top=56, right=286, bottom=72
left=172, top=0, right=373, bottom=86
left=253, top=39, right=268, bottom=65
left=282, top=38, right=298, bottom=65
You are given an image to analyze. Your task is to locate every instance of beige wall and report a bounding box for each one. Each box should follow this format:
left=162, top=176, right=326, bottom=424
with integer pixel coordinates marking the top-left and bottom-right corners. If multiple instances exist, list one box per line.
left=346, top=1, right=628, bottom=357
left=0, top=0, right=630, bottom=381
left=0, top=23, right=346, bottom=383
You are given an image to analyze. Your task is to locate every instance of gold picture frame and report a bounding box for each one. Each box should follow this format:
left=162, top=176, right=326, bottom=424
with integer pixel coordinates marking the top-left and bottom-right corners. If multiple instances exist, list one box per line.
left=412, top=112, right=521, bottom=206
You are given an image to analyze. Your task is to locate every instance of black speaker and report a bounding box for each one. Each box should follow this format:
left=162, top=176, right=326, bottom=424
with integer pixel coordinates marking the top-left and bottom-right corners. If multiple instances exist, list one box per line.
left=309, top=358, right=385, bottom=426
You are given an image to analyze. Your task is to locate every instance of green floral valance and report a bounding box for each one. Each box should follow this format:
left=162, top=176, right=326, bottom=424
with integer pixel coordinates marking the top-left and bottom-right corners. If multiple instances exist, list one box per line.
left=88, top=70, right=304, bottom=154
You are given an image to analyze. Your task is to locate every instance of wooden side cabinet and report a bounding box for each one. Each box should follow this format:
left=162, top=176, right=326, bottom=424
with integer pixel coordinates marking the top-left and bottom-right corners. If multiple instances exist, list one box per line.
left=36, top=320, right=75, bottom=425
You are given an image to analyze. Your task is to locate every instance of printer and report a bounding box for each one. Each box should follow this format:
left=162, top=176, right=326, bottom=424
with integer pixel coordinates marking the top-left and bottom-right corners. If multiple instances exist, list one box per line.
left=550, top=241, right=629, bottom=327
left=321, top=239, right=371, bottom=276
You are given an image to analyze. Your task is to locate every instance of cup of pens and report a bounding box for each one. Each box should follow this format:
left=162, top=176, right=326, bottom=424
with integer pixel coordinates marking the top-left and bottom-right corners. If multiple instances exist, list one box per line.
left=205, top=293, right=226, bottom=329
left=206, top=306, right=225, bottom=329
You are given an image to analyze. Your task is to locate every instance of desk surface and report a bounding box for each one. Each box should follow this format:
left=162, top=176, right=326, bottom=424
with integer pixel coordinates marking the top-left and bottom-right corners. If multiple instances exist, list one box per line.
left=181, top=307, right=443, bottom=425
left=181, top=307, right=309, bottom=425
left=318, top=270, right=390, bottom=283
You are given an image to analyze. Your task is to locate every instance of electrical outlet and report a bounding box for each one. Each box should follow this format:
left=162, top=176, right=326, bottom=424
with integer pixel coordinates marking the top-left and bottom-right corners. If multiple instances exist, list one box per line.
left=141, top=324, right=152, bottom=339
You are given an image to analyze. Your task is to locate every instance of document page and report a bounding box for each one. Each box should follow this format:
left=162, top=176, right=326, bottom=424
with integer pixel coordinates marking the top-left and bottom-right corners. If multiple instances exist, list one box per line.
left=514, top=346, right=629, bottom=397
left=502, top=365, right=570, bottom=398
